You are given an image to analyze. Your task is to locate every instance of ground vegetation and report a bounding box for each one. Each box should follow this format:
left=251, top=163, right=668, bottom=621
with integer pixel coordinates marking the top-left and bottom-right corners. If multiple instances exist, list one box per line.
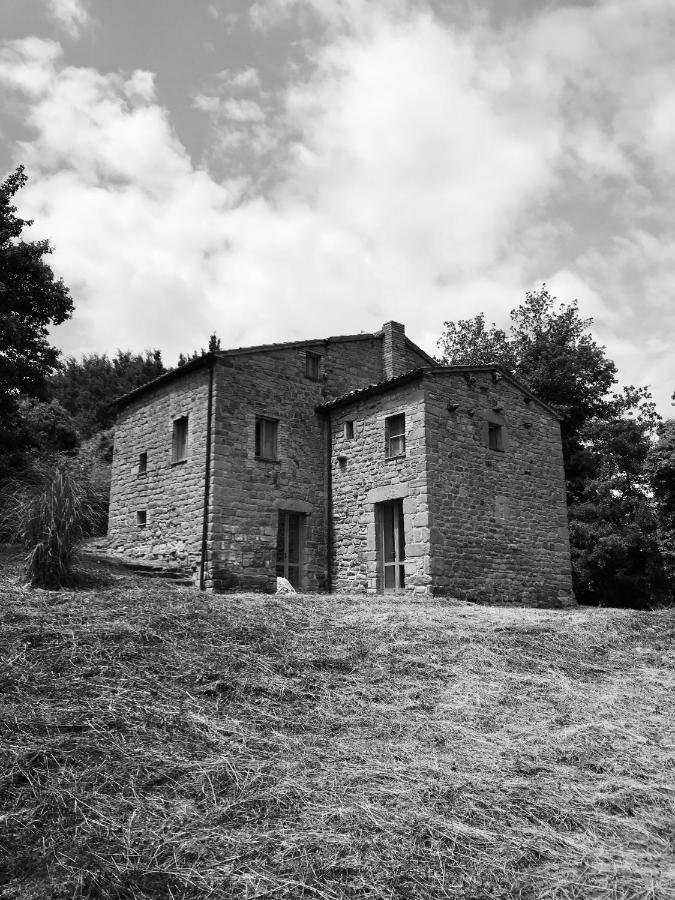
left=1, top=553, right=672, bottom=899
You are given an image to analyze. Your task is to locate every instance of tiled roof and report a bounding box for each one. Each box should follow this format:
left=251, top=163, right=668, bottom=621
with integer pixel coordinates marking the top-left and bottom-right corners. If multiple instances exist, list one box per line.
left=316, top=365, right=562, bottom=420
left=113, top=327, right=436, bottom=409
left=316, top=368, right=430, bottom=411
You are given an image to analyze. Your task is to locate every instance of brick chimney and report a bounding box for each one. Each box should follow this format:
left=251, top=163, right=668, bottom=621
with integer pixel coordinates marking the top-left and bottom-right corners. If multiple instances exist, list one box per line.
left=382, top=321, right=407, bottom=380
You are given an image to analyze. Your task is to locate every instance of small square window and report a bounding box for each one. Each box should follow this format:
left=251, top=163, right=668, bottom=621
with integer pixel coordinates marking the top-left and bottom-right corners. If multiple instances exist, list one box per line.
left=385, top=413, right=406, bottom=458
left=138, top=452, right=147, bottom=475
left=172, top=416, right=189, bottom=463
left=305, top=352, right=321, bottom=380
left=136, top=510, right=147, bottom=528
left=488, top=422, right=504, bottom=452
left=255, top=416, right=278, bottom=460
left=344, top=420, right=355, bottom=440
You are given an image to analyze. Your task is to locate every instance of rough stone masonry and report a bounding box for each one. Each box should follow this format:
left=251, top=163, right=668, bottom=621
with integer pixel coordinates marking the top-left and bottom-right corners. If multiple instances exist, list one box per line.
left=108, top=322, right=574, bottom=605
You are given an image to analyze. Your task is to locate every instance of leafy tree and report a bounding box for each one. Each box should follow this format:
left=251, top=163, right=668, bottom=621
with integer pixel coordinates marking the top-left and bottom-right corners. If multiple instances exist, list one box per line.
left=438, top=287, right=638, bottom=500
left=50, top=349, right=165, bottom=439
left=648, top=396, right=675, bottom=588
left=17, top=397, right=79, bottom=454
left=438, top=286, right=669, bottom=607
left=0, top=166, right=73, bottom=455
left=177, top=332, right=222, bottom=366
left=649, top=400, right=675, bottom=532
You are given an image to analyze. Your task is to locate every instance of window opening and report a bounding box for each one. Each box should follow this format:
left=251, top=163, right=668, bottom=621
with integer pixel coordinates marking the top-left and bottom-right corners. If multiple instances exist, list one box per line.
left=276, top=510, right=304, bottom=589
left=172, top=416, right=189, bottom=463
left=385, top=413, right=406, bottom=458
left=488, top=422, right=504, bottom=452
left=255, top=416, right=278, bottom=460
left=138, top=452, right=147, bottom=475
left=136, top=510, right=147, bottom=528
left=305, top=352, right=321, bottom=380
left=344, top=420, right=355, bottom=440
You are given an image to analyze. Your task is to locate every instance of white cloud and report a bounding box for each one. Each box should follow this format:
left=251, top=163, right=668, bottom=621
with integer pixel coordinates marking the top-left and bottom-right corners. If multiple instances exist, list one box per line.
left=193, top=94, right=220, bottom=114
left=222, top=99, right=266, bottom=123
left=44, top=0, right=90, bottom=38
left=0, top=38, right=62, bottom=96
left=2, top=1, right=675, bottom=413
left=216, top=67, right=261, bottom=89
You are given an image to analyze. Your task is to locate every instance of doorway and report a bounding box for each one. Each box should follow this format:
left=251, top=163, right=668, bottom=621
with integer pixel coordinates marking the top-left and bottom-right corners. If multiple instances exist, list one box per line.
left=376, top=499, right=406, bottom=591
left=276, top=510, right=304, bottom=589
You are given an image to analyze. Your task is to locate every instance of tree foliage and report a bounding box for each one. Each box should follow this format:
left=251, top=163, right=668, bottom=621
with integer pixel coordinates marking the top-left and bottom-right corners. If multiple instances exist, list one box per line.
left=0, top=167, right=73, bottom=436
left=648, top=401, right=675, bottom=588
left=438, top=286, right=670, bottom=607
left=177, top=332, right=222, bottom=367
left=50, top=349, right=166, bottom=439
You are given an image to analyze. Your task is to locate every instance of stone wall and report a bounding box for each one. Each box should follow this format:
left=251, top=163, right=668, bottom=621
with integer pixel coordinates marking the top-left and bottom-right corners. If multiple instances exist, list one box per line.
left=205, top=336, right=397, bottom=592
left=405, top=342, right=434, bottom=371
left=206, top=350, right=326, bottom=592
left=320, top=336, right=384, bottom=398
left=109, top=325, right=571, bottom=603
left=107, top=366, right=211, bottom=580
left=328, top=383, right=431, bottom=593
left=423, top=371, right=574, bottom=605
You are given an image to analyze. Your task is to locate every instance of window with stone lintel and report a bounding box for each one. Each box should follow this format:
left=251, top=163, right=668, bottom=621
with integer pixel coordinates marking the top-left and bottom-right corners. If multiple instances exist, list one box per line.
left=172, top=416, right=189, bottom=464
left=255, top=416, right=279, bottom=460
left=385, top=413, right=406, bottom=458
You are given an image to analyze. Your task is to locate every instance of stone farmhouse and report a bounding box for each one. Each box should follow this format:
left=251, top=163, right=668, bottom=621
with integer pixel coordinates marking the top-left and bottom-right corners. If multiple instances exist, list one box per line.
left=108, top=321, right=574, bottom=605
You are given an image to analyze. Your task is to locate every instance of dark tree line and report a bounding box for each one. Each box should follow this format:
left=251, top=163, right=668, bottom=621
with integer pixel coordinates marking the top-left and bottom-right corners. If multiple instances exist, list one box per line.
left=0, top=166, right=73, bottom=470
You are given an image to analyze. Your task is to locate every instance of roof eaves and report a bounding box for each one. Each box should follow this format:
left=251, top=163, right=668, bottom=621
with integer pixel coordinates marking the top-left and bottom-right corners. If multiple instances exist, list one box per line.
left=219, top=331, right=378, bottom=358
left=112, top=330, right=382, bottom=409
left=316, top=368, right=430, bottom=412
left=114, top=352, right=217, bottom=409
left=316, top=364, right=562, bottom=420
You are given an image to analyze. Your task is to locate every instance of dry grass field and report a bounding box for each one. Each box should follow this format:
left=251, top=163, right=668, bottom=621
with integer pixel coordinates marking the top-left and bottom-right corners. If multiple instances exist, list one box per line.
left=1, top=546, right=673, bottom=899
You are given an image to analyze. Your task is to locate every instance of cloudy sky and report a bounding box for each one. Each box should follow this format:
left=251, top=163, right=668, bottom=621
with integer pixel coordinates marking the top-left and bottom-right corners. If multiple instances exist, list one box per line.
left=1, top=0, right=673, bottom=411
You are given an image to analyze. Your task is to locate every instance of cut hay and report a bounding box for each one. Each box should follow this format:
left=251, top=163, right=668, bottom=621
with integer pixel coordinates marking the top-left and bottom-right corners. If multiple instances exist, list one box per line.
left=1, top=546, right=673, bottom=899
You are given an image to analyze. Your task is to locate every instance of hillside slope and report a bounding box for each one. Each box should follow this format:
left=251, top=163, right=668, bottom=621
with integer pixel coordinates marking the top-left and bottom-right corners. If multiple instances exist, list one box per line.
left=1, top=548, right=673, bottom=899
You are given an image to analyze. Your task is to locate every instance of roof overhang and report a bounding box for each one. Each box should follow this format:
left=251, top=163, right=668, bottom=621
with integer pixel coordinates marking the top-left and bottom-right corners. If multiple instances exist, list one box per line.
left=316, top=365, right=562, bottom=421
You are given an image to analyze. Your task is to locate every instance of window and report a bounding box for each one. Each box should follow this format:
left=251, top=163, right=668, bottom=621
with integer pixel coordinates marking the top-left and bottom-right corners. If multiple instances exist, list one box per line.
left=136, top=510, right=147, bottom=528
left=385, top=413, right=406, bottom=458
left=138, top=452, right=147, bottom=475
left=488, top=422, right=504, bottom=452
left=344, top=420, right=355, bottom=440
left=305, top=352, right=321, bottom=380
left=172, top=416, right=189, bottom=463
left=255, top=416, right=278, bottom=460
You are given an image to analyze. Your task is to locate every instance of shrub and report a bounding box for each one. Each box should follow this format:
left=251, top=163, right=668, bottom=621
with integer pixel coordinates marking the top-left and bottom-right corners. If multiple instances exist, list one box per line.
left=2, top=457, right=106, bottom=588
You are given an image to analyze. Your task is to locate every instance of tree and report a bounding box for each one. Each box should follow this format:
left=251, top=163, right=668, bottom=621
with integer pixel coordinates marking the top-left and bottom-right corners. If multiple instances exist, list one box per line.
left=649, top=398, right=675, bottom=532
left=648, top=396, right=675, bottom=589
left=177, top=332, right=221, bottom=366
left=438, top=287, right=631, bottom=500
left=437, top=286, right=669, bottom=607
left=17, top=397, right=79, bottom=455
left=0, top=166, right=73, bottom=454
left=50, top=349, right=166, bottom=439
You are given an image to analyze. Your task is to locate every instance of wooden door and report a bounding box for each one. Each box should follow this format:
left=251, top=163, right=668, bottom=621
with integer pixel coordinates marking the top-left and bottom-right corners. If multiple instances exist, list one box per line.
left=276, top=511, right=304, bottom=589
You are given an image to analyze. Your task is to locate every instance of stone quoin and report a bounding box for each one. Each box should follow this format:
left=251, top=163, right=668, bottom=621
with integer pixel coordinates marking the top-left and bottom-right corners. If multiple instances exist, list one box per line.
left=108, top=321, right=574, bottom=605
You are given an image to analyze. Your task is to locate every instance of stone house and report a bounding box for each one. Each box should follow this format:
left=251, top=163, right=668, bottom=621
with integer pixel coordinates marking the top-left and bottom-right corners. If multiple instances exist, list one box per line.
left=108, top=321, right=574, bottom=605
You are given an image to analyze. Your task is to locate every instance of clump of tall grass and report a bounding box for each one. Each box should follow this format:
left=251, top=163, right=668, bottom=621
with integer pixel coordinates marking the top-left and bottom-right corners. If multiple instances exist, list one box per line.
left=2, top=457, right=106, bottom=588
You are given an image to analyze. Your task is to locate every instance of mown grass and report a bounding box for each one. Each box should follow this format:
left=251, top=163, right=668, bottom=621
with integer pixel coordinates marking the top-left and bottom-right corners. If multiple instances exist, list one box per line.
left=1, top=545, right=673, bottom=899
